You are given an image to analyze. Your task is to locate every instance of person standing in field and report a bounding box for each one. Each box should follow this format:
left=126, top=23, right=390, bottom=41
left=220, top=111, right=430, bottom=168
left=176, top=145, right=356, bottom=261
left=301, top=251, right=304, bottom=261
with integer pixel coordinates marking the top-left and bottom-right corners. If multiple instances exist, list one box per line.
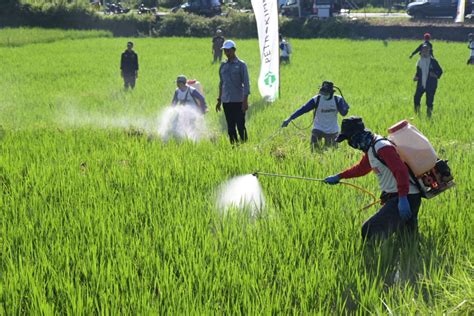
left=216, top=40, right=250, bottom=144
left=171, top=75, right=208, bottom=114
left=324, top=116, right=422, bottom=240
left=413, top=44, right=443, bottom=118
left=467, top=33, right=474, bottom=65
left=279, top=34, right=292, bottom=64
left=120, top=41, right=139, bottom=90
left=281, top=81, right=349, bottom=150
left=212, top=29, right=225, bottom=64
left=410, top=32, right=433, bottom=59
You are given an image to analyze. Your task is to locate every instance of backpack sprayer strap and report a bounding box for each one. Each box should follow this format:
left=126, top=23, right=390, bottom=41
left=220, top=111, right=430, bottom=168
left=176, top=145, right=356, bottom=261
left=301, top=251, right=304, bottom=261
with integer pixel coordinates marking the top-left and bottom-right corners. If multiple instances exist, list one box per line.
left=371, top=138, right=424, bottom=195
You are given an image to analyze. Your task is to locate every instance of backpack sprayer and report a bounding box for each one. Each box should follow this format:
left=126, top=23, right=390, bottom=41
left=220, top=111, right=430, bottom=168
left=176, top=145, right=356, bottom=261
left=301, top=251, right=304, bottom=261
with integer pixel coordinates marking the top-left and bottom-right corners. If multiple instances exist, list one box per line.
left=291, top=81, right=345, bottom=131
left=387, top=120, right=455, bottom=199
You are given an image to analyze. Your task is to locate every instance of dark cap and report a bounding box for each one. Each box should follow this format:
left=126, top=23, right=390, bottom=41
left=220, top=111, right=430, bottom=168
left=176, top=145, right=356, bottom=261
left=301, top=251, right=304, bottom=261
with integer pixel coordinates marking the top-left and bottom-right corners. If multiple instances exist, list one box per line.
left=319, top=81, right=334, bottom=94
left=335, top=116, right=366, bottom=143
left=176, top=75, right=187, bottom=84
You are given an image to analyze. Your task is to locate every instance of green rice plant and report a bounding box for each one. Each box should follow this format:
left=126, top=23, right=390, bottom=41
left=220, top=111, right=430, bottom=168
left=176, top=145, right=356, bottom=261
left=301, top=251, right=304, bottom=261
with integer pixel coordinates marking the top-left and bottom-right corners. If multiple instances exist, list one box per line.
left=0, top=29, right=472, bottom=314
left=0, top=27, right=112, bottom=47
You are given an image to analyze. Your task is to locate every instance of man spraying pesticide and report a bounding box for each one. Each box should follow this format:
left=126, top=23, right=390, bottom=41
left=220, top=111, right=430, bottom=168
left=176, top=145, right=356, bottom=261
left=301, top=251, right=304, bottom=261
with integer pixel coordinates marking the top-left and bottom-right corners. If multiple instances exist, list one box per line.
left=281, top=81, right=349, bottom=150
left=171, top=75, right=208, bottom=114
left=324, top=116, right=454, bottom=240
left=157, top=75, right=209, bottom=142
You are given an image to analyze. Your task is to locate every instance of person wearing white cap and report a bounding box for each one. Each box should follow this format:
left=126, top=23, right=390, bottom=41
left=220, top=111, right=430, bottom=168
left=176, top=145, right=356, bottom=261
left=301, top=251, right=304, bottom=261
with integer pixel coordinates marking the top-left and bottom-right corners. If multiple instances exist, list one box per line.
left=216, top=40, right=251, bottom=144
left=212, top=29, right=225, bottom=64
left=171, top=75, right=207, bottom=113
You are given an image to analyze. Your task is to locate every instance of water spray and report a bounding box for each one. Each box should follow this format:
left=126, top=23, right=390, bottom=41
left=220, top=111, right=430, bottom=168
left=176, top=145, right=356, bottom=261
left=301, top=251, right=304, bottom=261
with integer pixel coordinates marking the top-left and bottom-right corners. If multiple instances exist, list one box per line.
left=253, top=171, right=379, bottom=211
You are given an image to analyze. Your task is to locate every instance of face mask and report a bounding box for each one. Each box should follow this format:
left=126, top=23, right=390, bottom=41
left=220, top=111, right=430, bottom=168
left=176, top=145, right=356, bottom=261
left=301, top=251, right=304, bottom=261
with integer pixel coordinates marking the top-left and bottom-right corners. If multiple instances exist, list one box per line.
left=348, top=131, right=372, bottom=152
left=321, top=93, right=331, bottom=100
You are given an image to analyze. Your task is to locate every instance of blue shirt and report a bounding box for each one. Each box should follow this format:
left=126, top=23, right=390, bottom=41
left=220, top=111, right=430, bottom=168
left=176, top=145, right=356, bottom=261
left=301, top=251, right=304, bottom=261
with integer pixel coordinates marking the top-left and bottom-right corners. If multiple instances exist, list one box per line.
left=219, top=58, right=250, bottom=103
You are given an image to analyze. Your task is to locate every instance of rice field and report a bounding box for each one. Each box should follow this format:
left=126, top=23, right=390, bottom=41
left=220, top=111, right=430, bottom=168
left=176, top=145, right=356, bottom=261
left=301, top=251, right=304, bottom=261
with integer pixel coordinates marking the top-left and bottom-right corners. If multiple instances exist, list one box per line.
left=0, top=28, right=472, bottom=314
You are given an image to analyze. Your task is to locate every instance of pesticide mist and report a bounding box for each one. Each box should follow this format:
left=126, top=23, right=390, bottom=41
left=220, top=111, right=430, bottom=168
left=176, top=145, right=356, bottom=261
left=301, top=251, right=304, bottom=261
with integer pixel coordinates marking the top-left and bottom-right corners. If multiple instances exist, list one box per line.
left=216, top=174, right=265, bottom=217
left=157, top=105, right=209, bottom=142
left=61, top=105, right=211, bottom=142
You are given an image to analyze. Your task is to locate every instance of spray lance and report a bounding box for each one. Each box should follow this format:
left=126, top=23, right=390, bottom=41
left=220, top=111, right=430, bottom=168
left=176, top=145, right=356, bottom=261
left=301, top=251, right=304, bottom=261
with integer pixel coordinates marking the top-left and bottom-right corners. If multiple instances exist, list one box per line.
left=252, top=171, right=380, bottom=211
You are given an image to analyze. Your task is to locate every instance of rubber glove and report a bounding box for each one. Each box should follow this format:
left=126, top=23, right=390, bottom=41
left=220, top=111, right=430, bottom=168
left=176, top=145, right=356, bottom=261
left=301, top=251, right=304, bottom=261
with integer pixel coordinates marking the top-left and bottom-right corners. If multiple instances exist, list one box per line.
left=324, top=174, right=340, bottom=185
left=398, top=196, right=412, bottom=221
left=281, top=119, right=291, bottom=128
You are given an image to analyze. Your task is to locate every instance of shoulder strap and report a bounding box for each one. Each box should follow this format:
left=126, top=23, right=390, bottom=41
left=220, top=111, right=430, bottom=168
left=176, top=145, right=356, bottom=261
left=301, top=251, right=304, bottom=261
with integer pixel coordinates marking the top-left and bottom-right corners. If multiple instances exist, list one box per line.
left=313, top=95, right=321, bottom=119
left=184, top=88, right=190, bottom=100
left=335, top=95, right=341, bottom=108
left=371, top=137, right=393, bottom=166
left=189, top=88, right=200, bottom=108
left=371, top=138, right=424, bottom=194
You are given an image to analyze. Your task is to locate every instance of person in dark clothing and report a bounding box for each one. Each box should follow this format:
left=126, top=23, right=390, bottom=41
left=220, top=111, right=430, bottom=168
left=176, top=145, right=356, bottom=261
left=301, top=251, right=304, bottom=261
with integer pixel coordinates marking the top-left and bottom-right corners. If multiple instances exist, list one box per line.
left=279, top=34, right=292, bottom=64
left=467, top=33, right=474, bottom=65
left=212, top=29, right=225, bottom=64
left=413, top=44, right=443, bottom=117
left=120, top=41, right=139, bottom=89
left=409, top=33, right=433, bottom=59
left=324, top=116, right=422, bottom=240
left=216, top=40, right=250, bottom=144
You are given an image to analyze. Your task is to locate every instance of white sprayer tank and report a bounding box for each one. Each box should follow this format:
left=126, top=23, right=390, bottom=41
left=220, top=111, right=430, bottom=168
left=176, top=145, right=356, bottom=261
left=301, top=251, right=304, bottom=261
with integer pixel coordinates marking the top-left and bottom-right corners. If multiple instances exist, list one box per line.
left=187, top=79, right=204, bottom=96
left=388, top=120, right=437, bottom=176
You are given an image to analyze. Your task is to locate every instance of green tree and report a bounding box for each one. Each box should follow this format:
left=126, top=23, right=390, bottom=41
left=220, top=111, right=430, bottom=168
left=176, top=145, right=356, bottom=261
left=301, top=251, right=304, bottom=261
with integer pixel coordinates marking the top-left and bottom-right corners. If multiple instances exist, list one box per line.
left=0, top=0, right=20, bottom=13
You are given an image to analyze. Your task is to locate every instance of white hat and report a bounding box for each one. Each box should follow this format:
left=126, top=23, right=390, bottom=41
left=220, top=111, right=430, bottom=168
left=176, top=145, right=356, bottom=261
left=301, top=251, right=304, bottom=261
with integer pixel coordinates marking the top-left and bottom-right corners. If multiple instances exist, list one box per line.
left=221, top=40, right=236, bottom=50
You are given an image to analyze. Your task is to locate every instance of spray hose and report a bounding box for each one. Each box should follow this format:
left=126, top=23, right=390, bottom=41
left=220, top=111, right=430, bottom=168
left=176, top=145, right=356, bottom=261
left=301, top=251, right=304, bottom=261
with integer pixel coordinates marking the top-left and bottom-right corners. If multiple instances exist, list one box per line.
left=253, top=171, right=380, bottom=211
left=254, top=128, right=284, bottom=150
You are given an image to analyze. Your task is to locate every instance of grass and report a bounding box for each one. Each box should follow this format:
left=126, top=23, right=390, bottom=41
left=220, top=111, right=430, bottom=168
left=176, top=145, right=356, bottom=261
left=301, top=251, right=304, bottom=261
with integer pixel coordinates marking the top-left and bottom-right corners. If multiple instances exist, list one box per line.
left=349, top=6, right=407, bottom=13
left=0, top=28, right=473, bottom=314
left=0, top=27, right=112, bottom=47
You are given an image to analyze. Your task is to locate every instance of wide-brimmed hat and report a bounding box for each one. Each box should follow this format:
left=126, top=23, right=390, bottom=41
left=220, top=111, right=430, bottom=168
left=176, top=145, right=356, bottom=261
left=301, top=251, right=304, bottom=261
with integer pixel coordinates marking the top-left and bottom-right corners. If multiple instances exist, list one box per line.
left=319, top=81, right=334, bottom=94
left=335, top=116, right=368, bottom=143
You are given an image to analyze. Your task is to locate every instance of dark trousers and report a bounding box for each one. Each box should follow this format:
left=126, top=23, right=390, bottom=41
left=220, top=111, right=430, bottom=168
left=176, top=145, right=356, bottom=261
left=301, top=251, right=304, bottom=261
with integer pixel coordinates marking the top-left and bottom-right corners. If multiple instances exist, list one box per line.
left=223, top=102, right=247, bottom=144
left=468, top=56, right=474, bottom=65
left=213, top=50, right=223, bottom=64
left=414, top=85, right=436, bottom=117
left=362, top=193, right=422, bottom=240
left=123, top=74, right=136, bottom=89
left=311, top=129, right=338, bottom=150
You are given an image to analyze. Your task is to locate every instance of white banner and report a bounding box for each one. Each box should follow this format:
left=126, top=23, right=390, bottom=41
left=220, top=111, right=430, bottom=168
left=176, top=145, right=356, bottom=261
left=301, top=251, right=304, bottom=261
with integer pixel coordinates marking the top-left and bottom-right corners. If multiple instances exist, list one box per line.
left=454, top=0, right=465, bottom=23
left=251, top=0, right=280, bottom=102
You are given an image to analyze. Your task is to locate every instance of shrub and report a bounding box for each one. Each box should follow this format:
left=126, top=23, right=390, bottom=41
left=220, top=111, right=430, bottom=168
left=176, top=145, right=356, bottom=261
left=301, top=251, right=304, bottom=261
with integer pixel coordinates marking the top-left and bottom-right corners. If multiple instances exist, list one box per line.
left=155, top=10, right=257, bottom=38
left=0, top=3, right=361, bottom=39
left=159, top=0, right=183, bottom=8
left=280, top=16, right=357, bottom=39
